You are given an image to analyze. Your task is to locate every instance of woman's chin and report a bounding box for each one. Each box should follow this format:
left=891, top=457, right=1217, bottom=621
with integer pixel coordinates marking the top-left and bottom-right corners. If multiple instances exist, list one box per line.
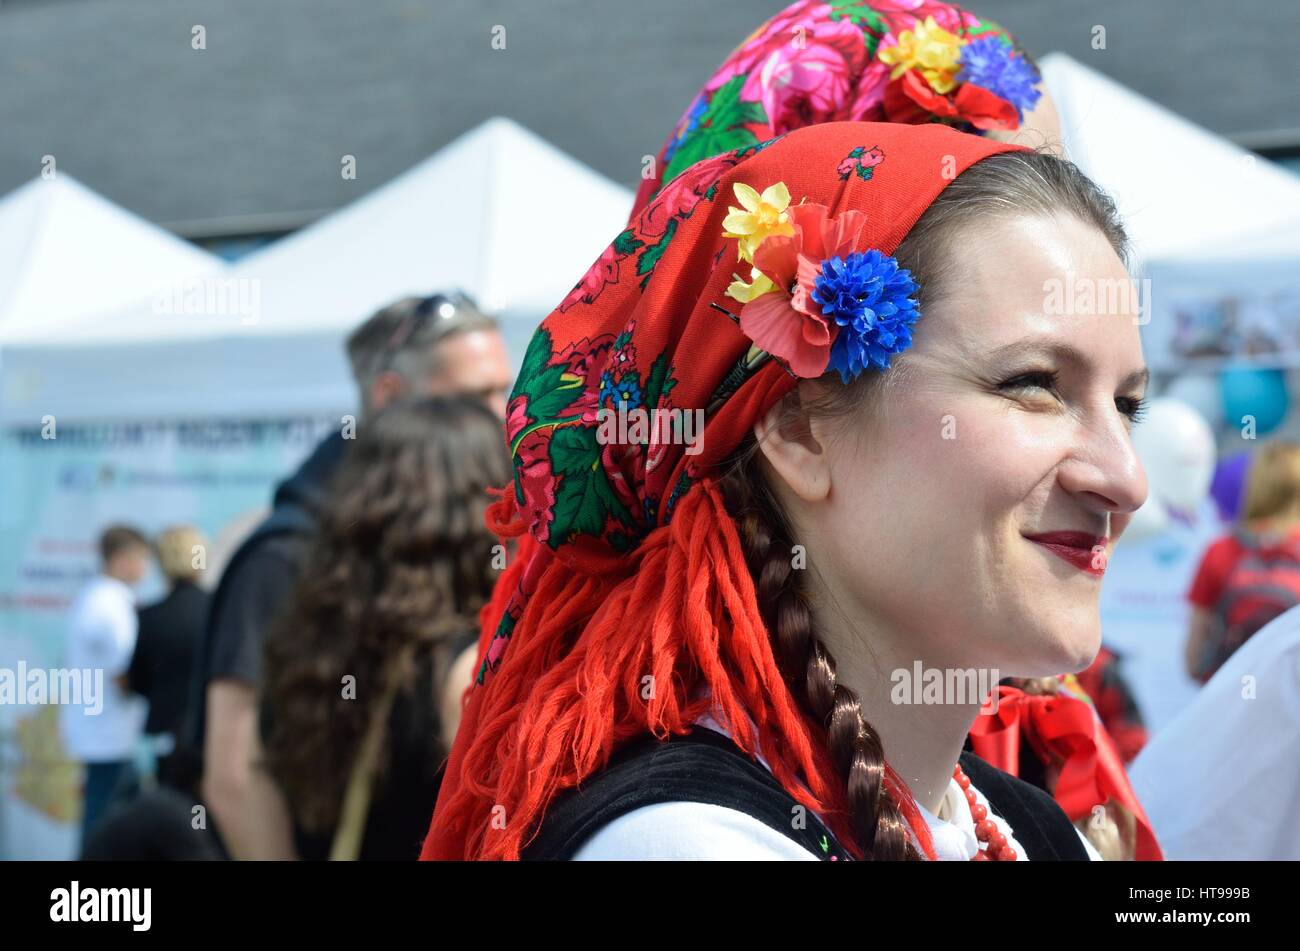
left=1004, top=623, right=1102, bottom=679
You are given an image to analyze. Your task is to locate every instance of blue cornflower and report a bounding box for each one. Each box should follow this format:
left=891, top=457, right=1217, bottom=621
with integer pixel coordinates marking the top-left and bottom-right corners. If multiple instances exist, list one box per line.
left=958, top=36, right=1042, bottom=120
left=600, top=370, right=644, bottom=411
left=812, top=250, right=920, bottom=383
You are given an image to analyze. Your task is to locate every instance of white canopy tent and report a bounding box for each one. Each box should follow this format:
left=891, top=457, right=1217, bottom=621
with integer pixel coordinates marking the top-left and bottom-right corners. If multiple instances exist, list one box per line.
left=1, top=117, right=634, bottom=424
left=1041, top=53, right=1300, bottom=267
left=0, top=174, right=222, bottom=345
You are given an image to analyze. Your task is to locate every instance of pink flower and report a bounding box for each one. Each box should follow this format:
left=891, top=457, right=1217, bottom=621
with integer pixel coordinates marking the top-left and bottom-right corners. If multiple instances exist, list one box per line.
left=514, top=426, right=558, bottom=544
left=559, top=243, right=622, bottom=312
left=875, top=1, right=980, bottom=35
left=740, top=19, right=869, bottom=135
left=600, top=439, right=646, bottom=515
left=553, top=334, right=614, bottom=422
left=843, top=59, right=892, bottom=119
left=642, top=151, right=738, bottom=237
left=705, top=3, right=835, bottom=93
left=505, top=394, right=530, bottom=444
left=486, top=631, right=509, bottom=669
left=738, top=202, right=869, bottom=377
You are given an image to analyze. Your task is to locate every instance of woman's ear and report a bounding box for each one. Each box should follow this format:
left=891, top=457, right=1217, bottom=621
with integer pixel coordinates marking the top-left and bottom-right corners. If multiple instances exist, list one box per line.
left=752, top=385, right=831, bottom=503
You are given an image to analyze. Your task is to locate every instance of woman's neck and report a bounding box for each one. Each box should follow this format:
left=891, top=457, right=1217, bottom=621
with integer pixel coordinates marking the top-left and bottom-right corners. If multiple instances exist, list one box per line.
left=809, top=596, right=984, bottom=815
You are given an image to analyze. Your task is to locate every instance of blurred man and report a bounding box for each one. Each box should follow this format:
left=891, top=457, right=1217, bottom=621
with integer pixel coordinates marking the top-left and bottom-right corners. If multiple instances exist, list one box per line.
left=61, top=524, right=152, bottom=846
left=196, top=292, right=511, bottom=859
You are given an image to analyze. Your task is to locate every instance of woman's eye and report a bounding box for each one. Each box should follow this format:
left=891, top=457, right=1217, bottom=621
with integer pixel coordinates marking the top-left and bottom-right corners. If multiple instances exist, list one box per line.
left=1117, top=395, right=1148, bottom=423
left=999, top=370, right=1057, bottom=393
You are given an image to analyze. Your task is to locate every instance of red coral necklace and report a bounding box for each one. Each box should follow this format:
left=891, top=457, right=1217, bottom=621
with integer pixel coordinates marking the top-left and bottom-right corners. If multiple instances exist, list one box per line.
left=954, top=765, right=1018, bottom=861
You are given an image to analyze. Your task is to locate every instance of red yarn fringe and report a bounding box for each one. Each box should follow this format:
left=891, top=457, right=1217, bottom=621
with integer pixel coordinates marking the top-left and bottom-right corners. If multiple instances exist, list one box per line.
left=434, top=478, right=937, bottom=860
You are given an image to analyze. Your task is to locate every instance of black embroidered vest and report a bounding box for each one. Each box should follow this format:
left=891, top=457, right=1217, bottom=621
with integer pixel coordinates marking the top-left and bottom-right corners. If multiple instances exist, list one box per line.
left=523, top=726, right=1089, bottom=861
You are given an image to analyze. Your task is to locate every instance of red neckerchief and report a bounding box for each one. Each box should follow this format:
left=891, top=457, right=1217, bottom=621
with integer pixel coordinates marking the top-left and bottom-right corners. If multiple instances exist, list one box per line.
left=968, top=685, right=1164, bottom=861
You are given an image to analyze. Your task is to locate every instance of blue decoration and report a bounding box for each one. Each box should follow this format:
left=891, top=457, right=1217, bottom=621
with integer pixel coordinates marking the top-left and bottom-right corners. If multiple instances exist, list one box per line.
left=958, top=37, right=1042, bottom=120
left=663, top=94, right=708, bottom=166
left=600, top=370, right=644, bottom=411
left=1220, top=366, right=1289, bottom=436
left=812, top=250, right=920, bottom=383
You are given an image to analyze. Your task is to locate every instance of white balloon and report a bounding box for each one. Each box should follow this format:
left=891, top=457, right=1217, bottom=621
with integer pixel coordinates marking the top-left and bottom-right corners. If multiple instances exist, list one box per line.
left=1117, top=494, right=1170, bottom=546
left=1131, top=397, right=1217, bottom=516
left=1163, top=375, right=1223, bottom=429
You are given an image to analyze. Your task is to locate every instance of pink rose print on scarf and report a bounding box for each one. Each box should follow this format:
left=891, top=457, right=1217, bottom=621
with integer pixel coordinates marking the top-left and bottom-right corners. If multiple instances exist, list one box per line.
left=740, top=18, right=869, bottom=133
left=512, top=424, right=558, bottom=544
left=559, top=241, right=623, bottom=313
left=706, top=2, right=836, bottom=94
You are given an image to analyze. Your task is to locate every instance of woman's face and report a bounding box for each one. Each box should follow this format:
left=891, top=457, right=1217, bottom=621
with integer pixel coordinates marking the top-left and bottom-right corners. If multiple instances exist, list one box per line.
left=808, top=212, right=1148, bottom=678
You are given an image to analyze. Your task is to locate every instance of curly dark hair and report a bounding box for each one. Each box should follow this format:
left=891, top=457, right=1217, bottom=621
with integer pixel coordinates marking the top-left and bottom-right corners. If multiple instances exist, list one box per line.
left=262, top=395, right=512, bottom=835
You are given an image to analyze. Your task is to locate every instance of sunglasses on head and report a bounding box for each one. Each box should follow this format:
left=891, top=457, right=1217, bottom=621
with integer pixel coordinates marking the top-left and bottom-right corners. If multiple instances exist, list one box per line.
left=384, top=290, right=480, bottom=355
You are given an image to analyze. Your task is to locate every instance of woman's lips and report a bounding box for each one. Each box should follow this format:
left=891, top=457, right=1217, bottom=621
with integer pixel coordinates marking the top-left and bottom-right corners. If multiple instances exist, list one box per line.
left=1024, top=531, right=1110, bottom=577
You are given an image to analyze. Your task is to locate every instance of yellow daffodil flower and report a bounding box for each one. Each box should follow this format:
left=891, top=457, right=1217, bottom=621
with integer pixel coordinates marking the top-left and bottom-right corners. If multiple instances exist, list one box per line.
left=726, top=267, right=777, bottom=304
left=878, top=15, right=963, bottom=95
left=723, top=181, right=795, bottom=263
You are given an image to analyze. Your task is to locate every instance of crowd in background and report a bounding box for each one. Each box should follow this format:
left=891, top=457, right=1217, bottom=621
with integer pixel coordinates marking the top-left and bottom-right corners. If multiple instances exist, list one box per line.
left=62, top=291, right=516, bottom=859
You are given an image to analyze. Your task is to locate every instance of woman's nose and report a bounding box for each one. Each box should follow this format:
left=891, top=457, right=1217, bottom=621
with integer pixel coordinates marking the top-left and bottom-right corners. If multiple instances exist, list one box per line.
left=1055, top=410, right=1149, bottom=518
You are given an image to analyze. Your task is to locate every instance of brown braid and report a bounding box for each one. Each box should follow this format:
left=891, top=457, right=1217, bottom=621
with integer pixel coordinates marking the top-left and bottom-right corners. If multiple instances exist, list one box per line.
left=719, top=454, right=921, bottom=860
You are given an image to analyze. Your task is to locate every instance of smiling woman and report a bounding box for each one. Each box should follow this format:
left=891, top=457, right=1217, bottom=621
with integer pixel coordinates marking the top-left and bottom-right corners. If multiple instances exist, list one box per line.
left=730, top=146, right=1148, bottom=678
left=710, top=145, right=1148, bottom=859
left=422, top=120, right=1145, bottom=862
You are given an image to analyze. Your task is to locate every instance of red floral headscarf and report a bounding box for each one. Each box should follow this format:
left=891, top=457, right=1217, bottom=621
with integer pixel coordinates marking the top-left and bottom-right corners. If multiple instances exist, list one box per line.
left=421, top=121, right=1024, bottom=860
left=631, top=0, right=1043, bottom=219
left=619, top=2, right=1163, bottom=861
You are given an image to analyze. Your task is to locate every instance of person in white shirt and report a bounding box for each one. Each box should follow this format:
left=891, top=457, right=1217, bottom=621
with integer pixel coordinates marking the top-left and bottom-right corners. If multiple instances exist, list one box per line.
left=1129, top=602, right=1300, bottom=859
left=60, top=524, right=152, bottom=846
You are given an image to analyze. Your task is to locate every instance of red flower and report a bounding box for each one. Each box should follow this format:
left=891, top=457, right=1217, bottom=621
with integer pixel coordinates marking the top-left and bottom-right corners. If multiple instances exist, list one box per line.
left=553, top=334, right=614, bottom=422
left=884, top=68, right=1019, bottom=131
left=513, top=425, right=558, bottom=544
left=641, top=151, right=737, bottom=238
left=738, top=202, right=869, bottom=378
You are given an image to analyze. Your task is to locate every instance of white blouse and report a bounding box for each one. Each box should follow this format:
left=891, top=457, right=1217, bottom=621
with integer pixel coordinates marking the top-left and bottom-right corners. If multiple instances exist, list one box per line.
left=573, top=710, right=1102, bottom=860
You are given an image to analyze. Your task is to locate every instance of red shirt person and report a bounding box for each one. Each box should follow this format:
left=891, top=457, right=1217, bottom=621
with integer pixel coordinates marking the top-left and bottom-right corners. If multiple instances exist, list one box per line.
left=1185, top=441, right=1300, bottom=683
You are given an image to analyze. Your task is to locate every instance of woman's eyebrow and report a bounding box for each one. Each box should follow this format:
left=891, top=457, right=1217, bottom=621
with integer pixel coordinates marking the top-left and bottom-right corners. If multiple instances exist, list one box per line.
left=982, top=340, right=1149, bottom=391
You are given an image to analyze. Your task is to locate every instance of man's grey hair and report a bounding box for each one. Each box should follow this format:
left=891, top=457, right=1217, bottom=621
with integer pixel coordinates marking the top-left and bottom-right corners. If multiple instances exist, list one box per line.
left=346, top=291, right=498, bottom=409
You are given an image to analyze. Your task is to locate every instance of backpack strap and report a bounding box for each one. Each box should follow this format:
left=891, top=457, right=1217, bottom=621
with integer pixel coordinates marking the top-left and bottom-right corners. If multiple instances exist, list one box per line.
left=522, top=727, right=849, bottom=860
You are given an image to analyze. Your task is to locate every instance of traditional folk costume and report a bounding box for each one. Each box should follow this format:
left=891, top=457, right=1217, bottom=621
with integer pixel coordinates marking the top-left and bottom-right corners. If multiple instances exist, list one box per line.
left=421, top=119, right=1106, bottom=861
left=625, top=0, right=1164, bottom=861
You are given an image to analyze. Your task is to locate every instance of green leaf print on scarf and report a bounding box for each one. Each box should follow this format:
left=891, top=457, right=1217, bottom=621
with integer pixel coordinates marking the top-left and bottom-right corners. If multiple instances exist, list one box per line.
left=661, top=75, right=768, bottom=185
left=549, top=424, right=636, bottom=547
left=510, top=328, right=585, bottom=452
left=827, top=0, right=888, bottom=37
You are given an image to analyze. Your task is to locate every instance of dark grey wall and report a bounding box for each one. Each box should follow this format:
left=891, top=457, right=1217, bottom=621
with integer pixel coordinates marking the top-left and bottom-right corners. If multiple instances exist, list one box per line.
left=2, top=0, right=1295, bottom=235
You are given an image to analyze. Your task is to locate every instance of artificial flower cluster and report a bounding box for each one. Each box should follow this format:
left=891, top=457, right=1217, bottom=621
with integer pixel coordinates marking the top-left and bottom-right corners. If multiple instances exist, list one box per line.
left=721, top=179, right=919, bottom=383
left=878, top=15, right=1041, bottom=130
